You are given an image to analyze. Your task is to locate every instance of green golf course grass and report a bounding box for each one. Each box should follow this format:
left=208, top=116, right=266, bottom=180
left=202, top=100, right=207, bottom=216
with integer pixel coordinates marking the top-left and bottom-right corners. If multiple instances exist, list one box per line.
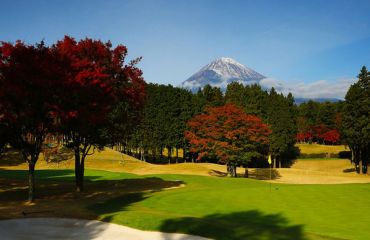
left=1, top=169, right=369, bottom=240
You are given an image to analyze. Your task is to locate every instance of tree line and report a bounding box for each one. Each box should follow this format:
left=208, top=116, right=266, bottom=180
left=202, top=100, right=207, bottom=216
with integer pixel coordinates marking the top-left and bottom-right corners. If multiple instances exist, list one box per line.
left=296, top=100, right=343, bottom=144
left=122, top=82, right=298, bottom=170
left=121, top=68, right=369, bottom=174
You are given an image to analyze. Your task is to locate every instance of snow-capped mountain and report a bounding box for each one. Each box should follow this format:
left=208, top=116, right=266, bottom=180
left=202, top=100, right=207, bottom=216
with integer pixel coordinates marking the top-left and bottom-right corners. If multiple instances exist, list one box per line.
left=181, top=57, right=343, bottom=104
left=181, top=57, right=266, bottom=92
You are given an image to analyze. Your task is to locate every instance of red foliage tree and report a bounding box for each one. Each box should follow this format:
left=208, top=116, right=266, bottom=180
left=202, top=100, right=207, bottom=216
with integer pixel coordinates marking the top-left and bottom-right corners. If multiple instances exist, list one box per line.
left=321, top=129, right=340, bottom=144
left=185, top=104, right=271, bottom=177
left=312, top=124, right=329, bottom=143
left=0, top=41, right=63, bottom=201
left=296, top=133, right=305, bottom=143
left=54, top=36, right=145, bottom=191
left=296, top=132, right=313, bottom=143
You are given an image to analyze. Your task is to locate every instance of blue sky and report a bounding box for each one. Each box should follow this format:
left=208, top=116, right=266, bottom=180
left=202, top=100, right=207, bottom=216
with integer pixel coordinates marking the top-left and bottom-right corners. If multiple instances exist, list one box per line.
left=1, top=0, right=370, bottom=98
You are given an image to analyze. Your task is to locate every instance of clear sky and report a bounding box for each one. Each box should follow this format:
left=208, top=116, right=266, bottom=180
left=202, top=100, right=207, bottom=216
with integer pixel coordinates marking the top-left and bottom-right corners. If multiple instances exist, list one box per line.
left=1, top=0, right=370, bottom=98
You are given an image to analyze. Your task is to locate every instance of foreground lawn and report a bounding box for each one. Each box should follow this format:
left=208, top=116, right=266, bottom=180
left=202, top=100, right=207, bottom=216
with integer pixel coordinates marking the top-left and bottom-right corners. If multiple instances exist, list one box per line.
left=0, top=169, right=369, bottom=240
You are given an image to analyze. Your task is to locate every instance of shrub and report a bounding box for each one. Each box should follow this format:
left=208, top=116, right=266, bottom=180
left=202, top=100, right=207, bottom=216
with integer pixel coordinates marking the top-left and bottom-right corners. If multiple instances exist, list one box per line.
left=338, top=151, right=352, bottom=159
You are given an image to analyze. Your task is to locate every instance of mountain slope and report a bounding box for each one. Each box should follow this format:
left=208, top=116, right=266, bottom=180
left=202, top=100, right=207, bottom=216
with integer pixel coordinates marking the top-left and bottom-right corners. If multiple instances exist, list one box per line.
left=181, top=57, right=266, bottom=92
left=294, top=97, right=342, bottom=105
left=181, top=57, right=342, bottom=104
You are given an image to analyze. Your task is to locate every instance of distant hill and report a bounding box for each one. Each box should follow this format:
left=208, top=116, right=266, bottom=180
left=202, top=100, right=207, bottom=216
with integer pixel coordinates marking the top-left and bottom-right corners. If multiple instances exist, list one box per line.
left=294, top=97, right=342, bottom=105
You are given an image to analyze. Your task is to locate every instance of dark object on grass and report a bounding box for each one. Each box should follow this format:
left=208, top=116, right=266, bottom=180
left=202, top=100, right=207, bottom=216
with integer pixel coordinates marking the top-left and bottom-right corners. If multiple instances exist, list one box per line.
left=22, top=210, right=53, bottom=216
left=343, top=168, right=356, bottom=173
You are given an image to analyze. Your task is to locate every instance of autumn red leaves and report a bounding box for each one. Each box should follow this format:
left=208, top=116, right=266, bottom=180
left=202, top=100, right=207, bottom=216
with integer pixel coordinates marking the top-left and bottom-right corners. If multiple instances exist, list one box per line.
left=296, top=127, right=340, bottom=144
left=0, top=36, right=145, bottom=133
left=0, top=36, right=145, bottom=201
left=185, top=104, right=271, bottom=166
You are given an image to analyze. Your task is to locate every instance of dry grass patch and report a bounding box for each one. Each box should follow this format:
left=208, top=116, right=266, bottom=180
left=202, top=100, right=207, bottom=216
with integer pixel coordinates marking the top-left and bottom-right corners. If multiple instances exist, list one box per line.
left=2, top=147, right=370, bottom=185
left=296, top=143, right=348, bottom=154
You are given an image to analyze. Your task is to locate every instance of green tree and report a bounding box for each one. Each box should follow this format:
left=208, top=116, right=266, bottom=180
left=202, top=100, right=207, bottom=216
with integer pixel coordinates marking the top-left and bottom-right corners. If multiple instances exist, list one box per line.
left=225, top=82, right=245, bottom=107
left=267, top=89, right=298, bottom=167
left=199, top=84, right=224, bottom=107
left=243, top=84, right=269, bottom=119
left=342, top=66, right=370, bottom=173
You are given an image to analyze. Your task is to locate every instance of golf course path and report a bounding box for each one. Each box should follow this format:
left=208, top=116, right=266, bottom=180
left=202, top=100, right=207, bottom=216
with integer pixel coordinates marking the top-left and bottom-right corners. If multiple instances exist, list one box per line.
left=0, top=218, right=210, bottom=240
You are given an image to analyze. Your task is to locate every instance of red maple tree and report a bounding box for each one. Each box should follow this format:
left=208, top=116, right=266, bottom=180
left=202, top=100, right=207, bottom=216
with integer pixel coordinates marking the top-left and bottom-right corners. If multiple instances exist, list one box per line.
left=321, top=129, right=340, bottom=144
left=0, top=41, right=64, bottom=201
left=296, top=132, right=313, bottom=143
left=54, top=36, right=146, bottom=191
left=185, top=104, right=271, bottom=176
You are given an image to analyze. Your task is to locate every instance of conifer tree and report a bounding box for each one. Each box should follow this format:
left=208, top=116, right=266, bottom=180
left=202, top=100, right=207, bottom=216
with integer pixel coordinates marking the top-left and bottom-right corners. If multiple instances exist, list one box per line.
left=267, top=89, right=298, bottom=167
left=342, top=66, right=370, bottom=173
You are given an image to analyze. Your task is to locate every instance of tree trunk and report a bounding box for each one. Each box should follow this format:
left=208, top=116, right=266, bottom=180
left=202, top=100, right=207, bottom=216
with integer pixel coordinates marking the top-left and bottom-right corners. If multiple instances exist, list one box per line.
left=227, top=163, right=237, bottom=177
left=79, top=154, right=86, bottom=192
left=28, top=162, right=36, bottom=202
left=279, top=159, right=282, bottom=168
left=176, top=148, right=179, bottom=164
left=168, top=147, right=171, bottom=164
left=273, top=157, right=276, bottom=168
left=143, top=148, right=147, bottom=162
left=74, top=147, right=82, bottom=192
left=353, top=147, right=360, bottom=173
left=359, top=158, right=363, bottom=175
left=160, top=146, right=163, bottom=161
left=75, top=157, right=86, bottom=192
left=361, top=149, right=368, bottom=174
left=244, top=166, right=249, bottom=178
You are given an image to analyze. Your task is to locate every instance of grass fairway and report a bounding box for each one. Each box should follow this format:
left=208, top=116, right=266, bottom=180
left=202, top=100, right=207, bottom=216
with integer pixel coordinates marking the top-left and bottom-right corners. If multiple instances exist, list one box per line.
left=1, top=169, right=370, bottom=240
left=297, top=144, right=348, bottom=154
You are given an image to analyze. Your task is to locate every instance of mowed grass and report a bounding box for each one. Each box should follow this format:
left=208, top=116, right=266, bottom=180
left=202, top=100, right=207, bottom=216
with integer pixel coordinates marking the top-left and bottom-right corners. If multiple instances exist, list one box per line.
left=1, top=169, right=370, bottom=240
left=297, top=144, right=348, bottom=154
left=0, top=148, right=243, bottom=177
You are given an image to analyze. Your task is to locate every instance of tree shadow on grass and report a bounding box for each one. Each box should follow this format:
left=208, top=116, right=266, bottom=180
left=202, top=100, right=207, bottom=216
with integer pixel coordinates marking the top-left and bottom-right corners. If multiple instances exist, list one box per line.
left=248, top=168, right=281, bottom=180
left=87, top=192, right=148, bottom=222
left=87, top=178, right=185, bottom=222
left=160, top=210, right=306, bottom=240
left=0, top=170, right=182, bottom=201
left=208, top=169, right=281, bottom=180
left=0, top=169, right=183, bottom=221
left=343, top=168, right=356, bottom=173
left=208, top=170, right=228, bottom=177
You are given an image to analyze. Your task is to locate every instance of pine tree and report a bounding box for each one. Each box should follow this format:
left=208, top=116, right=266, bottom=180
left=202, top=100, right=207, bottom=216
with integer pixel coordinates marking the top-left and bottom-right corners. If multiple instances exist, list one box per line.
left=342, top=66, right=370, bottom=173
left=267, top=89, right=298, bottom=168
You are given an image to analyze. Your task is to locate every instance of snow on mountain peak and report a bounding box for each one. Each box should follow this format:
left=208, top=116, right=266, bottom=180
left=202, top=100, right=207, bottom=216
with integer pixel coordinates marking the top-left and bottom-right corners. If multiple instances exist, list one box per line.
left=181, top=57, right=266, bottom=92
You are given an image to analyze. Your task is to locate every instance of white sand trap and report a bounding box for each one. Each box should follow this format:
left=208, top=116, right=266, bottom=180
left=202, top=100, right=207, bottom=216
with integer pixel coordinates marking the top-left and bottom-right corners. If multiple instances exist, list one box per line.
left=0, top=218, right=210, bottom=240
